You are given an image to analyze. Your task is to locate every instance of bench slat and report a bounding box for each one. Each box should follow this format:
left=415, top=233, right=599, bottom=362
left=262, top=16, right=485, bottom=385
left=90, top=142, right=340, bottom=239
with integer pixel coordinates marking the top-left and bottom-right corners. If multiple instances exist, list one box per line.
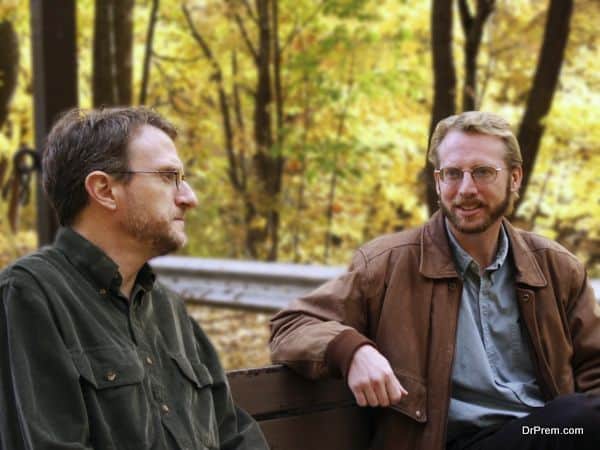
left=228, top=365, right=355, bottom=418
left=258, top=407, right=371, bottom=450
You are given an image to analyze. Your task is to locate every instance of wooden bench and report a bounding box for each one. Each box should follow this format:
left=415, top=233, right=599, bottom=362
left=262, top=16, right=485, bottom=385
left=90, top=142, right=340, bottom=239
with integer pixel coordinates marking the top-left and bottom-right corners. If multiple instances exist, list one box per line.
left=228, top=365, right=372, bottom=450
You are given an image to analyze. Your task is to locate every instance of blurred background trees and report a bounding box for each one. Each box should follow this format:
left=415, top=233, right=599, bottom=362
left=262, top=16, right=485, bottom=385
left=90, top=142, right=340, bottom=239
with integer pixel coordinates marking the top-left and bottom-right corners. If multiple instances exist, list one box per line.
left=0, top=0, right=598, bottom=274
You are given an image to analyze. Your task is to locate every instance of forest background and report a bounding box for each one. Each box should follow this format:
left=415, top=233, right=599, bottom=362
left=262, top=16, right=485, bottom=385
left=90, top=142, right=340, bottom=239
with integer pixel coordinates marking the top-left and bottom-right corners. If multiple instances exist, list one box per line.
left=0, top=0, right=598, bottom=274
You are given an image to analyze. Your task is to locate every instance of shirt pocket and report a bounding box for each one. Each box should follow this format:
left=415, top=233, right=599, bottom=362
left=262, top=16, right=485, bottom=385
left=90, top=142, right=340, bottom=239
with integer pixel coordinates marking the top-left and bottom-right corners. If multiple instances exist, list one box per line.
left=389, top=369, right=428, bottom=423
left=71, top=346, right=151, bottom=448
left=72, top=347, right=145, bottom=389
left=169, top=353, right=219, bottom=449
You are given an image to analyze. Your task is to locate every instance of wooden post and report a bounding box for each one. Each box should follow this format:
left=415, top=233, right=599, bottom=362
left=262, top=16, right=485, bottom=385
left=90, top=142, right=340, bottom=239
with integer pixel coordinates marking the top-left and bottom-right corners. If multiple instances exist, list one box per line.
left=30, top=0, right=78, bottom=246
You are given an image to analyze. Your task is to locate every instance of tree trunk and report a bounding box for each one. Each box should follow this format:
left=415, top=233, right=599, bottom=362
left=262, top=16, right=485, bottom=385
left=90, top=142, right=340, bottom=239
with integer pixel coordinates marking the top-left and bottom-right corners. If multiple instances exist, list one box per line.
left=250, top=0, right=280, bottom=260
left=186, top=0, right=284, bottom=260
left=0, top=20, right=19, bottom=128
left=514, top=0, right=573, bottom=214
left=93, top=0, right=133, bottom=106
left=139, top=0, right=160, bottom=105
left=427, top=0, right=457, bottom=215
left=459, top=0, right=495, bottom=111
left=114, top=0, right=134, bottom=105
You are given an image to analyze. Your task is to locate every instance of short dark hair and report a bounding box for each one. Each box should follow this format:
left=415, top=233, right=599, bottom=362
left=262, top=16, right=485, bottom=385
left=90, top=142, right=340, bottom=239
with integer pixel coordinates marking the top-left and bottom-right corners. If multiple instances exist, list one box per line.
left=43, top=107, right=177, bottom=225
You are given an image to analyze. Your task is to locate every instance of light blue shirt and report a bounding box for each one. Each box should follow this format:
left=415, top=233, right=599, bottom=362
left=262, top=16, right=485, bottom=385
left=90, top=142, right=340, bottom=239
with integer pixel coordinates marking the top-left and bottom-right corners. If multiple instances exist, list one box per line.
left=446, top=221, right=544, bottom=441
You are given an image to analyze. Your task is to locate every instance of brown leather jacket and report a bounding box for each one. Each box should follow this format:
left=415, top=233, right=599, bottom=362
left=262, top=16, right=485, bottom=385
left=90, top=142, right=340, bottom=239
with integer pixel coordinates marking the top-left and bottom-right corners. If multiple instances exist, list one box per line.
left=270, top=211, right=600, bottom=450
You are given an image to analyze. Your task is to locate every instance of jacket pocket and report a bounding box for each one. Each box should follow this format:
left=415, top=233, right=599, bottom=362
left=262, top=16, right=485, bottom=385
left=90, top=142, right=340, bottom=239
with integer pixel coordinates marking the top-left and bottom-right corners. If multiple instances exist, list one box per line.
left=389, top=369, right=428, bottom=423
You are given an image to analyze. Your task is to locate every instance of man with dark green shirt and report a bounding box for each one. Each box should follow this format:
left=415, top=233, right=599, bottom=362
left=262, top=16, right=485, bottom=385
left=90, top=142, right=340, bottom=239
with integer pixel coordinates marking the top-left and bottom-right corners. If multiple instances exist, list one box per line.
left=0, top=107, right=268, bottom=450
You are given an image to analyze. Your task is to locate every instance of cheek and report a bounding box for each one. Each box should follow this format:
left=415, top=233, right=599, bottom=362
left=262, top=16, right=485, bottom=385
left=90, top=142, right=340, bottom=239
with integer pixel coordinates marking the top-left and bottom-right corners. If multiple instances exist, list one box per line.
left=439, top=185, right=458, bottom=201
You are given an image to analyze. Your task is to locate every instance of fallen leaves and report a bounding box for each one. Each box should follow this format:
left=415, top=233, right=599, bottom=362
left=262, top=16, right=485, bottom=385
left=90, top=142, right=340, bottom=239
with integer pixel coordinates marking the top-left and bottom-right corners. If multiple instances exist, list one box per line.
left=187, top=304, right=272, bottom=370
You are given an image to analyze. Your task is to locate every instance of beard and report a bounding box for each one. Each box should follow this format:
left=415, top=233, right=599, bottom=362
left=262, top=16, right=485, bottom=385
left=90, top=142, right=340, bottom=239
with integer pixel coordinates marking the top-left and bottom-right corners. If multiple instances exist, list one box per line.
left=121, top=197, right=187, bottom=256
left=440, top=183, right=511, bottom=234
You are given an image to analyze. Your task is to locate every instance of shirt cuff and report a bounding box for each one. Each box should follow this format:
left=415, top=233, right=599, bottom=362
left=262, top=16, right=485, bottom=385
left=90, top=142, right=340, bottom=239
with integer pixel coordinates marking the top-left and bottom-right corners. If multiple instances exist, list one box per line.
left=325, top=329, right=375, bottom=379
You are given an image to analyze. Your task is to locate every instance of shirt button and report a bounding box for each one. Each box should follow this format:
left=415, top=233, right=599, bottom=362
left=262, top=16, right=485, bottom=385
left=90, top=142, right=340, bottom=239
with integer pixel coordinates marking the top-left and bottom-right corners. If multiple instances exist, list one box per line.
left=522, top=294, right=530, bottom=302
left=415, top=410, right=422, bottom=418
left=449, top=282, right=457, bottom=291
left=105, top=371, right=117, bottom=381
left=99, top=288, right=107, bottom=295
left=146, top=356, right=154, bottom=365
left=161, top=404, right=170, bottom=413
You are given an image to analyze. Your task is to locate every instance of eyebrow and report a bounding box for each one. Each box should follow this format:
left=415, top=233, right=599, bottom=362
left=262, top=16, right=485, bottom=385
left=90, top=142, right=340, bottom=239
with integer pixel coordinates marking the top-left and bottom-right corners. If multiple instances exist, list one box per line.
left=153, top=165, right=183, bottom=172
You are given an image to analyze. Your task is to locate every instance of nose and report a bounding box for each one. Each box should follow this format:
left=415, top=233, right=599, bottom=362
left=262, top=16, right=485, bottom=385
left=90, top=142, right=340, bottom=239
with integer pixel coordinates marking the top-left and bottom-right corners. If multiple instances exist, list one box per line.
left=175, top=181, right=198, bottom=209
left=457, top=171, right=478, bottom=195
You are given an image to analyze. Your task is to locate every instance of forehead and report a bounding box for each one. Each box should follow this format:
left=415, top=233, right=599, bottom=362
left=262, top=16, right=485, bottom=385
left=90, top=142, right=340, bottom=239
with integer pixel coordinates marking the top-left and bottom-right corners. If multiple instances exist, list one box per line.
left=127, top=125, right=182, bottom=169
left=437, top=130, right=506, bottom=167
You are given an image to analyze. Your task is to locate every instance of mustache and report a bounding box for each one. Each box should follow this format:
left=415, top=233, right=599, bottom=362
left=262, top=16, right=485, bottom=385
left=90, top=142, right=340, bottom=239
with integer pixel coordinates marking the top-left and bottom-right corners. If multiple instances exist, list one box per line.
left=453, top=197, right=486, bottom=208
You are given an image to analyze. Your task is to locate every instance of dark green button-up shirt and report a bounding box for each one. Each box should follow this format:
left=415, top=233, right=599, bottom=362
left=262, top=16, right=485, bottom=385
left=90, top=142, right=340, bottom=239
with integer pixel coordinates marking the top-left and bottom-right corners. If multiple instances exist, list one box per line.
left=0, top=228, right=268, bottom=450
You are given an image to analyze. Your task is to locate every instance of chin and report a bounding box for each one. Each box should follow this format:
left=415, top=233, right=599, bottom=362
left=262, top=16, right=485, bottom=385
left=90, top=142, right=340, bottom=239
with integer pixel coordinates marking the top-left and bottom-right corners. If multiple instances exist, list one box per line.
left=442, top=206, right=493, bottom=234
left=150, top=233, right=186, bottom=256
left=453, top=220, right=493, bottom=234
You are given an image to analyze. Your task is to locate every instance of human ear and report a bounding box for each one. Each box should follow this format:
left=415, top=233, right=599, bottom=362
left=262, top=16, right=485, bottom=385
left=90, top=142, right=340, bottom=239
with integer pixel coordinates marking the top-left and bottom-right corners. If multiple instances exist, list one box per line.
left=434, top=171, right=442, bottom=196
left=84, top=171, right=118, bottom=211
left=510, top=166, right=523, bottom=193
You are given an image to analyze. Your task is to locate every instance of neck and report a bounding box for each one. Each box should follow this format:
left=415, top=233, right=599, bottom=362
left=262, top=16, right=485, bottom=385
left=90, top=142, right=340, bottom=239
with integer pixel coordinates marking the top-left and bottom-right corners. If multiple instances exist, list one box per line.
left=448, top=220, right=503, bottom=271
left=72, top=215, right=152, bottom=299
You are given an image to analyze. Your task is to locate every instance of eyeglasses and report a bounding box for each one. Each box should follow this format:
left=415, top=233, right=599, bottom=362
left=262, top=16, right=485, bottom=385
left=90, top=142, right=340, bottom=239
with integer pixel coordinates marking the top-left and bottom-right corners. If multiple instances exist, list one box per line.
left=109, top=170, right=186, bottom=190
left=435, top=166, right=506, bottom=185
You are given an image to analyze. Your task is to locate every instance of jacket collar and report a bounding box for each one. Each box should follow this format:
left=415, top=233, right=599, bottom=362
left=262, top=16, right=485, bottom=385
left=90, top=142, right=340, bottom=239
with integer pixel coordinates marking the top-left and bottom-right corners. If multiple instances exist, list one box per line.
left=501, top=218, right=547, bottom=288
left=419, top=211, right=547, bottom=288
left=420, top=211, right=459, bottom=279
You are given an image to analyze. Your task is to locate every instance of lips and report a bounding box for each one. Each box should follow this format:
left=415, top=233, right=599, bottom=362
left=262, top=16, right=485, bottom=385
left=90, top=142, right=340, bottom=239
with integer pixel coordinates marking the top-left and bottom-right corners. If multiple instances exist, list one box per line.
left=453, top=201, right=485, bottom=218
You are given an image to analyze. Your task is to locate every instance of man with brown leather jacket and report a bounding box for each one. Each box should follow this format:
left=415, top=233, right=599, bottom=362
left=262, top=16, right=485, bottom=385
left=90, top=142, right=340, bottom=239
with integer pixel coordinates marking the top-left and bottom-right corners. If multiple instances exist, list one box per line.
left=270, top=111, right=600, bottom=449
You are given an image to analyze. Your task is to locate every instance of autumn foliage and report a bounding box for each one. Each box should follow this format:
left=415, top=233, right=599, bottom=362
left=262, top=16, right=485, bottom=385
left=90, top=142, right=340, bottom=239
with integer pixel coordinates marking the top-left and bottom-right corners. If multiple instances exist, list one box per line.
left=0, top=0, right=598, bottom=275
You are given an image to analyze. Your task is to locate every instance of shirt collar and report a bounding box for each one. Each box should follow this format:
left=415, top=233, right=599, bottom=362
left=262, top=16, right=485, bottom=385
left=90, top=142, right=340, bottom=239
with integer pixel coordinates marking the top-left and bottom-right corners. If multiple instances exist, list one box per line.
left=54, top=227, right=156, bottom=294
left=445, top=218, right=510, bottom=278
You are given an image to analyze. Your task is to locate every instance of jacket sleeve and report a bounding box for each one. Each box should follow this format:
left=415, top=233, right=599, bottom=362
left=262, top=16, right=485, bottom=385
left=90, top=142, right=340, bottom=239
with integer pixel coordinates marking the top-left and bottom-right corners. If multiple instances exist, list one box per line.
left=269, top=250, right=377, bottom=380
left=0, top=270, right=92, bottom=450
left=190, top=319, right=269, bottom=450
left=567, top=264, right=600, bottom=395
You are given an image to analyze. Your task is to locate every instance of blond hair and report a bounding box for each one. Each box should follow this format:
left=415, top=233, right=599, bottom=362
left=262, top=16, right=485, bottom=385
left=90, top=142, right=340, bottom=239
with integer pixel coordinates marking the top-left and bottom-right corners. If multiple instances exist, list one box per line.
left=427, top=111, right=523, bottom=169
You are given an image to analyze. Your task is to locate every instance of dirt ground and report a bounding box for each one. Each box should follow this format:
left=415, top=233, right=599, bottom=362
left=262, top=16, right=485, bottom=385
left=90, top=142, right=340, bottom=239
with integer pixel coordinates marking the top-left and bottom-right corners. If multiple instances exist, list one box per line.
left=186, top=304, right=272, bottom=371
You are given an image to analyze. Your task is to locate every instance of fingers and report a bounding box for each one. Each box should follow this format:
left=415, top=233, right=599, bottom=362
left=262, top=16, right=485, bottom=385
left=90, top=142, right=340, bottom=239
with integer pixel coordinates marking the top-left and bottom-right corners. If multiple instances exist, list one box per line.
left=353, top=389, right=367, bottom=407
left=347, top=346, right=408, bottom=408
left=351, top=375, right=406, bottom=407
left=385, top=373, right=407, bottom=404
left=372, top=375, right=391, bottom=407
left=363, top=383, right=380, bottom=407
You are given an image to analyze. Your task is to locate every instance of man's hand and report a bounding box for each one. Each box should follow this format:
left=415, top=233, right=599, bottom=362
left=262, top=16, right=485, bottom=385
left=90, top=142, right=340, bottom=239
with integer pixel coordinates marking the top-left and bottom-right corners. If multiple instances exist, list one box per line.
left=347, top=345, right=408, bottom=407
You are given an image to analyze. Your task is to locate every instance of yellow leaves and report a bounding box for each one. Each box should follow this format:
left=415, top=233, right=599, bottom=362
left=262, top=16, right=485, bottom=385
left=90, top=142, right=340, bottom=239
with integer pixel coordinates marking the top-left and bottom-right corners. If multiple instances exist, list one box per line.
left=0, top=226, right=36, bottom=267
left=0, top=1, right=18, bottom=20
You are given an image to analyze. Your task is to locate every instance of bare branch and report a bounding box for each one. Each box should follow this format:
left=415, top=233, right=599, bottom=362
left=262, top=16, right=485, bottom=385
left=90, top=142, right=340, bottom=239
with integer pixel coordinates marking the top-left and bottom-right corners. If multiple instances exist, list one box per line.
left=232, top=50, right=248, bottom=189
left=182, top=4, right=218, bottom=64
left=153, top=61, right=196, bottom=115
left=182, top=3, right=243, bottom=191
left=242, top=0, right=258, bottom=24
left=139, top=0, right=159, bottom=104
left=232, top=11, right=259, bottom=63
left=152, top=50, right=202, bottom=64
left=232, top=51, right=245, bottom=132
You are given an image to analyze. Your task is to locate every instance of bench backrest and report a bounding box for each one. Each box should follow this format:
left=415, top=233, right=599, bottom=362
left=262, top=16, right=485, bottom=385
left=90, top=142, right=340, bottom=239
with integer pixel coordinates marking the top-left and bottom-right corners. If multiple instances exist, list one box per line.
left=228, top=365, right=372, bottom=450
